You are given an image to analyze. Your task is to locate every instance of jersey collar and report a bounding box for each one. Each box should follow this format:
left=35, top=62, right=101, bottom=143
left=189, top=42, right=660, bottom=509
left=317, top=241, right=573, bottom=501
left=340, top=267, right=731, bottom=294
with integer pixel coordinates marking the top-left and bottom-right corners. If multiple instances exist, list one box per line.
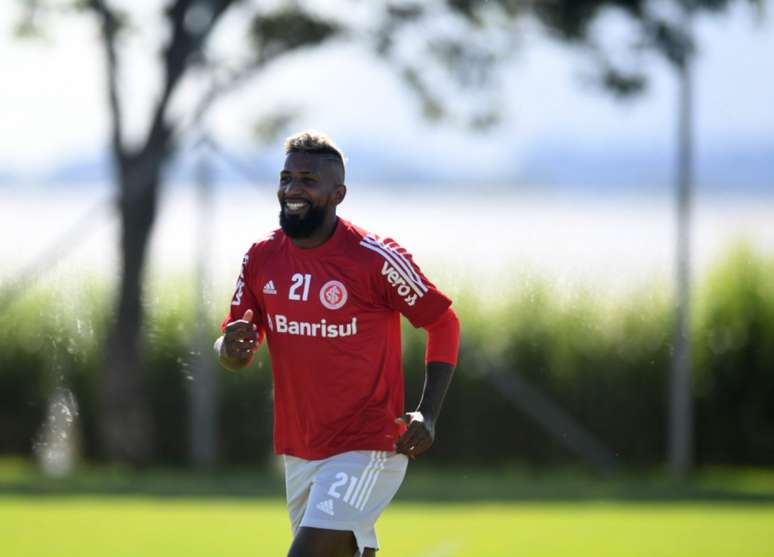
left=283, top=217, right=348, bottom=257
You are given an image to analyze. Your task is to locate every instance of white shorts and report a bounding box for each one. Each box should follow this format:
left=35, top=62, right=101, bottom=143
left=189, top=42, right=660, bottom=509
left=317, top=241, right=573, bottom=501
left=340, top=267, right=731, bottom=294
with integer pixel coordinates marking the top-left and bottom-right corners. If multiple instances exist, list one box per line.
left=284, top=450, right=408, bottom=555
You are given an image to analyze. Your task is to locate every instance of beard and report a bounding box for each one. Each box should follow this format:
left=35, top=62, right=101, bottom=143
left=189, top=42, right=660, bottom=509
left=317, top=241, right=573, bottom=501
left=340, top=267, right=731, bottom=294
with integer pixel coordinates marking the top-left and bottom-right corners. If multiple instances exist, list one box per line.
left=279, top=204, right=327, bottom=239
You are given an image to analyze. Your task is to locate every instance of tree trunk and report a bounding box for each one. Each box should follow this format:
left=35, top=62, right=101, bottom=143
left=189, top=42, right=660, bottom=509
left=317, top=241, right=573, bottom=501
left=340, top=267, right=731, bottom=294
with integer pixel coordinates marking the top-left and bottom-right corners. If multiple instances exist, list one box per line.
left=669, top=7, right=695, bottom=480
left=190, top=145, right=218, bottom=468
left=99, top=150, right=164, bottom=466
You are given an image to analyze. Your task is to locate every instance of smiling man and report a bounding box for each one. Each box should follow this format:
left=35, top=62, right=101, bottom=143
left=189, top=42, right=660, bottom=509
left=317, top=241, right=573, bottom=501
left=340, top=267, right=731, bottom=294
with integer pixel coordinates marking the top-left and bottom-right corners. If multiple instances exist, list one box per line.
left=214, top=130, right=460, bottom=557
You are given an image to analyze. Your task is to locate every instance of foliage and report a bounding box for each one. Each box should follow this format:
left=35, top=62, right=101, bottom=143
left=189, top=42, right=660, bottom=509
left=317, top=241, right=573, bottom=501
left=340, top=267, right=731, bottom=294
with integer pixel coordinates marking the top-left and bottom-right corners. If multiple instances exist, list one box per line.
left=1, top=246, right=773, bottom=469
left=693, top=244, right=774, bottom=465
left=10, top=0, right=518, bottom=464
left=447, top=0, right=763, bottom=100
left=401, top=281, right=673, bottom=467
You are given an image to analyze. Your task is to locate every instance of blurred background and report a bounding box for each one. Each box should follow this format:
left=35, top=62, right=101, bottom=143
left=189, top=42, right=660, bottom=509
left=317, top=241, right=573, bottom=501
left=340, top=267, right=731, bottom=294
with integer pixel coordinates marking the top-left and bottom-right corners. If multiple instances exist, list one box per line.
left=1, top=1, right=773, bottom=556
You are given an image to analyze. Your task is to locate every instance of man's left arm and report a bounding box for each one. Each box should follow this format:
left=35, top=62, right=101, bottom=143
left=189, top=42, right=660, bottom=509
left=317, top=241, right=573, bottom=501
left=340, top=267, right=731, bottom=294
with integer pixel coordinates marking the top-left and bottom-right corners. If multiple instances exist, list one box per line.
left=396, top=308, right=460, bottom=458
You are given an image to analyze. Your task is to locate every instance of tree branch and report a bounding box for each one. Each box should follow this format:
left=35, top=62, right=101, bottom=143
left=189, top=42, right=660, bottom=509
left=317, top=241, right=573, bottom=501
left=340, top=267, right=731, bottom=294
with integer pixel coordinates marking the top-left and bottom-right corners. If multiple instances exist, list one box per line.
left=178, top=5, right=342, bottom=146
left=88, top=0, right=125, bottom=159
left=179, top=57, right=266, bottom=140
left=146, top=0, right=236, bottom=152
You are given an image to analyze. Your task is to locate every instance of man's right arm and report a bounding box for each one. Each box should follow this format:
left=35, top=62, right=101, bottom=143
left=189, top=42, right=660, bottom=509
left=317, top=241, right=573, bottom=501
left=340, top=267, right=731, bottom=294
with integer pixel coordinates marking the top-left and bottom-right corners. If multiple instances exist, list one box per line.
left=215, top=309, right=259, bottom=371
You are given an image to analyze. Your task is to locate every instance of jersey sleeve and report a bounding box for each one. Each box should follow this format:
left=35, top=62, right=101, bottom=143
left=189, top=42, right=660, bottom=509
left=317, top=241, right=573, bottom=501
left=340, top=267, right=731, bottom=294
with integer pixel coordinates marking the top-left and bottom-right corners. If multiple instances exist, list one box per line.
left=423, top=308, right=461, bottom=365
left=220, top=247, right=264, bottom=340
left=363, top=235, right=452, bottom=328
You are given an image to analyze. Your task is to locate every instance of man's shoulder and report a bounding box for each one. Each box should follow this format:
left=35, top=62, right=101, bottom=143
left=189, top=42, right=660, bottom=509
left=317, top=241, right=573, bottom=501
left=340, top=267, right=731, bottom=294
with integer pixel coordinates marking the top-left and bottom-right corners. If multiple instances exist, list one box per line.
left=339, top=218, right=371, bottom=245
left=339, top=219, right=392, bottom=266
left=340, top=219, right=414, bottom=267
left=243, top=229, right=283, bottom=263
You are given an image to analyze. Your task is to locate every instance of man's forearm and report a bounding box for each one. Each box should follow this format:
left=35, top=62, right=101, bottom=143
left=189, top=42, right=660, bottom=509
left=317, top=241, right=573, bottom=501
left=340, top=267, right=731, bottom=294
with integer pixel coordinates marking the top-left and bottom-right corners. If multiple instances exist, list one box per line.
left=415, top=361, right=455, bottom=420
left=417, top=308, right=459, bottom=421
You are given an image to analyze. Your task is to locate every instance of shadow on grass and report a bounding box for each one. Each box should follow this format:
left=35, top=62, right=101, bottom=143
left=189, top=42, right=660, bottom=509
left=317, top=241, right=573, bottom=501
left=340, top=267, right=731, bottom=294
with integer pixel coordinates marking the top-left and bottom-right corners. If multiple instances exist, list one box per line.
left=2, top=459, right=774, bottom=504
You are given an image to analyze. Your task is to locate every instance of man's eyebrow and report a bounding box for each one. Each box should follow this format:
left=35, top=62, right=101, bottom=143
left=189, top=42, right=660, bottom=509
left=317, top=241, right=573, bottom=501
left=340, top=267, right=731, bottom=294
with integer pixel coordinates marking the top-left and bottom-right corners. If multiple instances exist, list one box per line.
left=280, top=169, right=317, bottom=176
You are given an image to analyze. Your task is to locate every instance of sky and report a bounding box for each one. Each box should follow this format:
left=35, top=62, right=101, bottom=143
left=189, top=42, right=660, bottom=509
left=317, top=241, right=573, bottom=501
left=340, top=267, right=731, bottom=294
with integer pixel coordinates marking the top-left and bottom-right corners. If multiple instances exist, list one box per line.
left=1, top=1, right=773, bottom=296
left=0, top=1, right=773, bottom=179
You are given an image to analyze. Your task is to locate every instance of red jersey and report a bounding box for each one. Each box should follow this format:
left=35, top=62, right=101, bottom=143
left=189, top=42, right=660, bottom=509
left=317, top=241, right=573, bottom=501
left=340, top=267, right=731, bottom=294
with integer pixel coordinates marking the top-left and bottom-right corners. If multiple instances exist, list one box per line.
left=222, top=218, right=452, bottom=460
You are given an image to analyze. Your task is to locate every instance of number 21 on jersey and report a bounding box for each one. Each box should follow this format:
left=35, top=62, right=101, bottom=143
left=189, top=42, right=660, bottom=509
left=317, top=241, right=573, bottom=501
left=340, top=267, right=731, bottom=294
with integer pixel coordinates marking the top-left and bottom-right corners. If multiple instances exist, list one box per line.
left=288, top=273, right=312, bottom=301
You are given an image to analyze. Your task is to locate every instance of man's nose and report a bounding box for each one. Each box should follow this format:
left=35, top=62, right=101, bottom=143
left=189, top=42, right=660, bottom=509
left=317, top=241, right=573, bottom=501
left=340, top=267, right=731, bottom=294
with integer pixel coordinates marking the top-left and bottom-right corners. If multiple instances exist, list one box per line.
left=283, top=178, right=304, bottom=195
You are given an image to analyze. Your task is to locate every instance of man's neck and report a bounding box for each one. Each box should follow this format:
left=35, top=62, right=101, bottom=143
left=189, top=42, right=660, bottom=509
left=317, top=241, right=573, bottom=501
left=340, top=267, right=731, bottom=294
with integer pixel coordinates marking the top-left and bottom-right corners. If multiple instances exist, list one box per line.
left=290, top=215, right=339, bottom=249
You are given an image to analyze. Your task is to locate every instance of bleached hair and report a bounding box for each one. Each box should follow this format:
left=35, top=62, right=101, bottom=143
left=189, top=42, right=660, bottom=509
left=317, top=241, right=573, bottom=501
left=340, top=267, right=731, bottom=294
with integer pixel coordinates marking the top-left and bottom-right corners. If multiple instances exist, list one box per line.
left=284, top=129, right=346, bottom=168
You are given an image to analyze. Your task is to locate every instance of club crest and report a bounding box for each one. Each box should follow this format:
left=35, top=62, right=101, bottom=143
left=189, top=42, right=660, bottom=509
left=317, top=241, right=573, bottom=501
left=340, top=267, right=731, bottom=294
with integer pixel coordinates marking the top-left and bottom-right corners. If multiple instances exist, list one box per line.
left=319, top=280, right=348, bottom=310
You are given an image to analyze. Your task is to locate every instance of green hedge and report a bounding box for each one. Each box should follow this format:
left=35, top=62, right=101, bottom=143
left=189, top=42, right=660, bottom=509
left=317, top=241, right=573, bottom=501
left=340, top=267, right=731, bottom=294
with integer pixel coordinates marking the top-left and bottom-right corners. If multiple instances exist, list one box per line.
left=1, top=245, right=772, bottom=468
left=693, top=245, right=774, bottom=465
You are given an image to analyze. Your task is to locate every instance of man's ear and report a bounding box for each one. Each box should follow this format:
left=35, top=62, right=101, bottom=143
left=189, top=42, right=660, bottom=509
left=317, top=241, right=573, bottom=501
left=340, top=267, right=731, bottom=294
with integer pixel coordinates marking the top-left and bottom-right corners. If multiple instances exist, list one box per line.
left=334, top=184, right=347, bottom=205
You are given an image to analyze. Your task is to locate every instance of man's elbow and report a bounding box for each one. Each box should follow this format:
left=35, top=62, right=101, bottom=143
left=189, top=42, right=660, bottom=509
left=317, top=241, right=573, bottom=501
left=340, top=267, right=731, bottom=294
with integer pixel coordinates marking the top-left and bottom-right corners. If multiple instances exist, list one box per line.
left=424, top=308, right=460, bottom=367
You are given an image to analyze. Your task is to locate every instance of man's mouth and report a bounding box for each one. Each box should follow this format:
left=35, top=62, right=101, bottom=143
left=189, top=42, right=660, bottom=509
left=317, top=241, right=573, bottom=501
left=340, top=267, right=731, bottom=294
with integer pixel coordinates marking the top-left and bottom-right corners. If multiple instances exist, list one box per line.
left=283, top=199, right=310, bottom=214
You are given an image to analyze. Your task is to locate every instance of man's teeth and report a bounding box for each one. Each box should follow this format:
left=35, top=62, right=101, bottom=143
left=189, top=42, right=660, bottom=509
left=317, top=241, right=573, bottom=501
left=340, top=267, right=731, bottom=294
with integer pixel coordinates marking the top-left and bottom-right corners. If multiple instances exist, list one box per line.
left=286, top=201, right=307, bottom=210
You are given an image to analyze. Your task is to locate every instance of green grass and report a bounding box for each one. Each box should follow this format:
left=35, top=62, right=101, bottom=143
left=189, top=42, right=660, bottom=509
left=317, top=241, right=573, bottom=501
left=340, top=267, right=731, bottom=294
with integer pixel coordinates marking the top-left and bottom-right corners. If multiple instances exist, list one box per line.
left=2, top=497, right=773, bottom=557
left=2, top=461, right=774, bottom=556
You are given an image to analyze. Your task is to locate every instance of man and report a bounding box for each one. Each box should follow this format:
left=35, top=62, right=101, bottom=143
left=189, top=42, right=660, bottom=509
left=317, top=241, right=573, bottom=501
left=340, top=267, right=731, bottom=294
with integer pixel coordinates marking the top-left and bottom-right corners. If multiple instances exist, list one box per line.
left=215, top=130, right=460, bottom=557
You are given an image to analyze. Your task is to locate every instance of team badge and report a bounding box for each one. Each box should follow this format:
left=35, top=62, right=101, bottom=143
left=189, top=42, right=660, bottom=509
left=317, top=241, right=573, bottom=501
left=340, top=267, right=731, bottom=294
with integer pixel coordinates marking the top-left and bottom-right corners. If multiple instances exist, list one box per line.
left=319, top=280, right=348, bottom=310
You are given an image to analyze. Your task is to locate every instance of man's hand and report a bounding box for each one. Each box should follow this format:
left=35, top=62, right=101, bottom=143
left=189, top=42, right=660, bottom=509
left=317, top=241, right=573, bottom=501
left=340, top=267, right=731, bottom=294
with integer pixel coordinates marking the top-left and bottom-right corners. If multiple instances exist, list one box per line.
left=394, top=411, right=435, bottom=460
left=394, top=361, right=455, bottom=460
left=217, top=309, right=258, bottom=370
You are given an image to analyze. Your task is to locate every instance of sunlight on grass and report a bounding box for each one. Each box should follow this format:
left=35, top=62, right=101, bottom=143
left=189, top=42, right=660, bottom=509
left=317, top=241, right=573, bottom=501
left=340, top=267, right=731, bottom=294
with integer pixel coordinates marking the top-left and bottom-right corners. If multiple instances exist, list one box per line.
left=2, top=498, right=773, bottom=557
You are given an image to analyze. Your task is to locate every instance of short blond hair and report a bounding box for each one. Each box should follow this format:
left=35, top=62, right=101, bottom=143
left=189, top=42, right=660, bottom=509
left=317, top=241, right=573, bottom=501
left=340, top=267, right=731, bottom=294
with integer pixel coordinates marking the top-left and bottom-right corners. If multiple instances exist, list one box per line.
left=284, top=129, right=346, bottom=167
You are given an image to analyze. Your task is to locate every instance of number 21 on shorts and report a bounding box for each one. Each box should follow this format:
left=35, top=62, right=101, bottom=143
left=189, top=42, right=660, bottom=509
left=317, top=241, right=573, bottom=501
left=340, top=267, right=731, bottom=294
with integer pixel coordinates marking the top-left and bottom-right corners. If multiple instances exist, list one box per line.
left=328, top=472, right=367, bottom=510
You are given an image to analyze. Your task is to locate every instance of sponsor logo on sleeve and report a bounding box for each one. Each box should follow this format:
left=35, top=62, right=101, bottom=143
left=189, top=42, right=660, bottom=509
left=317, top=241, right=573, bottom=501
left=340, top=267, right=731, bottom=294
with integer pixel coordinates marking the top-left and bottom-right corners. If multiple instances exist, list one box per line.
left=231, top=254, right=249, bottom=306
left=359, top=235, right=429, bottom=307
left=380, top=261, right=423, bottom=306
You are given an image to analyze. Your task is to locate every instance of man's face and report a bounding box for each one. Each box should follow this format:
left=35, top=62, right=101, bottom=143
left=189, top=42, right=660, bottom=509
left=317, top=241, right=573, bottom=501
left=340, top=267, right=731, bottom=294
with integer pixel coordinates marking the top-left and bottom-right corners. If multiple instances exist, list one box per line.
left=278, top=152, right=345, bottom=239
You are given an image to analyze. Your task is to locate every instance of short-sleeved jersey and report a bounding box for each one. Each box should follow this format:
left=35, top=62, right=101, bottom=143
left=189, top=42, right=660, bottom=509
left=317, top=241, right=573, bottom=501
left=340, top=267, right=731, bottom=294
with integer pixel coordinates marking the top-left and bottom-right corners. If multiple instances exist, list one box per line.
left=222, top=218, right=452, bottom=460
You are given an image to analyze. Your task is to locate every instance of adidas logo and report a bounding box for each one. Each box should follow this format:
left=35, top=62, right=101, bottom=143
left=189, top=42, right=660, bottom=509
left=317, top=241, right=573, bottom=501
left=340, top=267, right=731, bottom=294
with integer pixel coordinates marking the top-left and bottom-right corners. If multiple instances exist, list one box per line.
left=316, top=499, right=335, bottom=516
left=263, top=280, right=277, bottom=295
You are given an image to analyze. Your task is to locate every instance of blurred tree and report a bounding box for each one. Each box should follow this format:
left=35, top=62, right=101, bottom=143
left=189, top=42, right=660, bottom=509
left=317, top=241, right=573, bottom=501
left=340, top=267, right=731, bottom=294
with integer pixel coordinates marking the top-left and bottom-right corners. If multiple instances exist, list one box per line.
left=12, top=0, right=513, bottom=466
left=17, top=0, right=339, bottom=466
left=530, top=0, right=764, bottom=480
left=449, top=0, right=763, bottom=479
left=13, top=0, right=762, bottom=470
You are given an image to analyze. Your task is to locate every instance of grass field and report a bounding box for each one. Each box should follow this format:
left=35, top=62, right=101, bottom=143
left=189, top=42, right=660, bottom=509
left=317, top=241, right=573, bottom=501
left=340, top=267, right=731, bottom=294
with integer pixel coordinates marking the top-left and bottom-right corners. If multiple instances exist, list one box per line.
left=3, top=460, right=774, bottom=557
left=3, top=497, right=774, bottom=556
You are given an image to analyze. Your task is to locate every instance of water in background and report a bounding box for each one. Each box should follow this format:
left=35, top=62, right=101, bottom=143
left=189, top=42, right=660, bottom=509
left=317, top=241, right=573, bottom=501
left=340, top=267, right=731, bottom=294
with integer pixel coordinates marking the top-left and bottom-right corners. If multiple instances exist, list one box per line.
left=2, top=182, right=773, bottom=304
